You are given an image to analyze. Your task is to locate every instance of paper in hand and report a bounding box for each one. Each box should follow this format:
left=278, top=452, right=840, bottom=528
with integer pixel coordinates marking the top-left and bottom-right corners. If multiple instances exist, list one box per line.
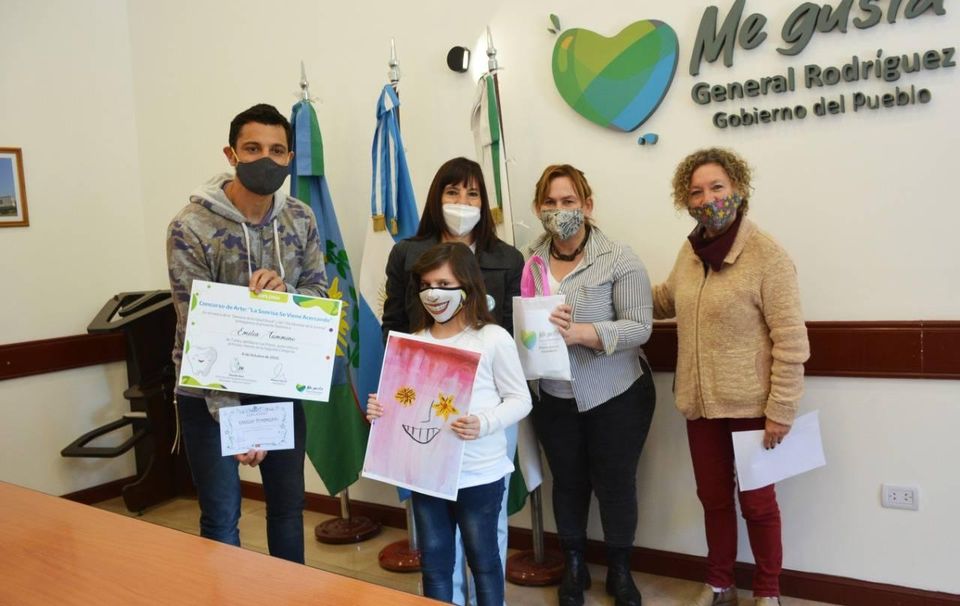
left=732, top=411, right=826, bottom=492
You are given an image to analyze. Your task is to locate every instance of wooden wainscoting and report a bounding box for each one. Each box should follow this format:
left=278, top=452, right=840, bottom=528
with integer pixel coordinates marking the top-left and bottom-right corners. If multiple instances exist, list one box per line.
left=0, top=333, right=125, bottom=381
left=643, top=320, right=960, bottom=380
left=4, top=321, right=959, bottom=383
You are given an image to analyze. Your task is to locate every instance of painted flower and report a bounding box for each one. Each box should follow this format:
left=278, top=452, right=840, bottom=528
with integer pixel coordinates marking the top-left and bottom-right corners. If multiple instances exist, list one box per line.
left=432, top=392, right=460, bottom=422
left=394, top=386, right=417, bottom=407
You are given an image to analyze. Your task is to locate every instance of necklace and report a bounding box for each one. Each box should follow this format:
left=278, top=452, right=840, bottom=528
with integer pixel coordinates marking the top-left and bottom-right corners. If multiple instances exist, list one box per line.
left=550, top=226, right=590, bottom=262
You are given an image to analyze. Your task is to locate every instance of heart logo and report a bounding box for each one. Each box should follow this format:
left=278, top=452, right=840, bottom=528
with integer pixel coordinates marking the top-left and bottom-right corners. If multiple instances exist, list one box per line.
left=552, top=20, right=679, bottom=132
left=521, top=330, right=538, bottom=350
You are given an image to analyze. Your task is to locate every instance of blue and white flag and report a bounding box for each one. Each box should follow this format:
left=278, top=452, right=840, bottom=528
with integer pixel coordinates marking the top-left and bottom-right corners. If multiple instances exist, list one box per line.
left=357, top=85, right=419, bottom=407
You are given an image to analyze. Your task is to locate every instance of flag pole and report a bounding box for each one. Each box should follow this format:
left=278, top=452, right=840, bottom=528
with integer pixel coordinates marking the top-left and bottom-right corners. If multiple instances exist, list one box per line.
left=294, top=62, right=381, bottom=546
left=488, top=25, right=565, bottom=585
left=484, top=27, right=505, bottom=226
left=299, top=61, right=310, bottom=101
left=388, top=38, right=400, bottom=91
left=375, top=39, right=421, bottom=573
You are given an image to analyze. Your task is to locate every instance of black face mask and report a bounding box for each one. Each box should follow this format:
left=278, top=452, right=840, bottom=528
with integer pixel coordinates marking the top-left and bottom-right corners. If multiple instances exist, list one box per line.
left=234, top=155, right=289, bottom=196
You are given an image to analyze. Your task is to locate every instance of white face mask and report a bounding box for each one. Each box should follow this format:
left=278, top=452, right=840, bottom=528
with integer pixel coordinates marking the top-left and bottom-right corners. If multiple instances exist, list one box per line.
left=419, top=287, right=466, bottom=324
left=442, top=204, right=481, bottom=237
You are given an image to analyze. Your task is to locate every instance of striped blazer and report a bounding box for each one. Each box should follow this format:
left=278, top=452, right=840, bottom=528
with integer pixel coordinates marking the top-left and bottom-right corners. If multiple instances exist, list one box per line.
left=527, top=227, right=653, bottom=412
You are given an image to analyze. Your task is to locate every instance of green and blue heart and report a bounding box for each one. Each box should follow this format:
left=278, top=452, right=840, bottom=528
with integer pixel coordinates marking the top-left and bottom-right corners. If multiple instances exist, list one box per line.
left=552, top=20, right=679, bottom=132
left=520, top=330, right=538, bottom=350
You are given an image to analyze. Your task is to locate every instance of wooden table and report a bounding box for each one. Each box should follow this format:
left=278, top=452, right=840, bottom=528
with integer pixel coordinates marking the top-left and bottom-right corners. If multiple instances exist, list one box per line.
left=0, top=481, right=435, bottom=605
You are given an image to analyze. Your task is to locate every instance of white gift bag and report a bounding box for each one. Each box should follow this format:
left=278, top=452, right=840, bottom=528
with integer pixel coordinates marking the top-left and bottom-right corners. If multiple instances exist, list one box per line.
left=512, top=255, right=572, bottom=381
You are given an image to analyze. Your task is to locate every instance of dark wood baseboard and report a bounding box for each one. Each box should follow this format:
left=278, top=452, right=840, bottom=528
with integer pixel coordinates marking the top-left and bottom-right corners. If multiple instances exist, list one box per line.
left=67, top=478, right=959, bottom=604
left=61, top=475, right=137, bottom=504
left=508, top=527, right=959, bottom=605
left=234, top=482, right=960, bottom=606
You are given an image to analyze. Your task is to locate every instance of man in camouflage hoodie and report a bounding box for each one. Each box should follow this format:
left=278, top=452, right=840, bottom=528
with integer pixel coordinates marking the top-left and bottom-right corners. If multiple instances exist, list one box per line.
left=166, top=104, right=326, bottom=564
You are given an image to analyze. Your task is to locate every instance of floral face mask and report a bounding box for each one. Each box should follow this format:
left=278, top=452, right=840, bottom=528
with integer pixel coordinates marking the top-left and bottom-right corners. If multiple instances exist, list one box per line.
left=689, top=193, right=742, bottom=233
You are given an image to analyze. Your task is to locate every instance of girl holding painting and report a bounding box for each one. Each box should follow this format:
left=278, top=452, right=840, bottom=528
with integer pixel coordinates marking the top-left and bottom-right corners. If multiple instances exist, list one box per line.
left=367, top=242, right=531, bottom=606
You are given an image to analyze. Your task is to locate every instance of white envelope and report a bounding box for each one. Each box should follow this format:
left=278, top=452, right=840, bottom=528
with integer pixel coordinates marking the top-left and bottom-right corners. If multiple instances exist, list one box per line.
left=732, top=410, right=826, bottom=491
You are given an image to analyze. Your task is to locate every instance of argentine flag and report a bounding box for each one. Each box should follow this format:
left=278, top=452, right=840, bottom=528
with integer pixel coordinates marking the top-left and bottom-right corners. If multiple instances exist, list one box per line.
left=357, top=85, right=419, bottom=412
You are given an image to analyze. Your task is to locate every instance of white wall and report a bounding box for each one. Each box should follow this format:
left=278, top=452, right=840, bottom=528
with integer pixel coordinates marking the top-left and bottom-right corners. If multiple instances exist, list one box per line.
left=0, top=0, right=146, bottom=492
left=0, top=364, right=136, bottom=495
left=1, top=0, right=957, bottom=595
left=126, top=0, right=501, bottom=289
left=633, top=374, right=960, bottom=592
left=482, top=1, right=960, bottom=320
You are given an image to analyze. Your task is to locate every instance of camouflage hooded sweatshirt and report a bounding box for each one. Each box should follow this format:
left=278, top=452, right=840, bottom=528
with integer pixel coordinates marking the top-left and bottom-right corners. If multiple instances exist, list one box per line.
left=166, top=173, right=327, bottom=417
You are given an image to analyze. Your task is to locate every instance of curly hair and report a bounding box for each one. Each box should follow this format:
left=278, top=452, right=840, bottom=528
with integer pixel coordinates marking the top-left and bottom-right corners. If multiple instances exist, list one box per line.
left=671, top=148, right=753, bottom=214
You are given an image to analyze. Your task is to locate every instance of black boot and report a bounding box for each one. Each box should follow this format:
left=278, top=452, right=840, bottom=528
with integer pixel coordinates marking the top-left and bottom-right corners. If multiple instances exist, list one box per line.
left=605, top=547, right=642, bottom=606
left=558, top=545, right=591, bottom=606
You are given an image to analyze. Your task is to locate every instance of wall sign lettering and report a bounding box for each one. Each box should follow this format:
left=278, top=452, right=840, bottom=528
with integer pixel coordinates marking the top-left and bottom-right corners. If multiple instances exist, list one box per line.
left=687, top=0, right=951, bottom=129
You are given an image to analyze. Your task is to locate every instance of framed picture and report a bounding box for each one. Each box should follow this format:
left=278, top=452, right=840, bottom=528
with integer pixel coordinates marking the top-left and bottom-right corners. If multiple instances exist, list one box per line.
left=0, top=147, right=29, bottom=227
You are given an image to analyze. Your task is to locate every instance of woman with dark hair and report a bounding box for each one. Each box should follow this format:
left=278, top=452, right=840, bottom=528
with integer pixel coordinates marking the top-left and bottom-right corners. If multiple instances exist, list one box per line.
left=381, top=157, right=525, bottom=605
left=382, top=157, right=524, bottom=338
left=526, top=164, right=656, bottom=606
left=654, top=148, right=809, bottom=606
left=368, top=242, right=531, bottom=606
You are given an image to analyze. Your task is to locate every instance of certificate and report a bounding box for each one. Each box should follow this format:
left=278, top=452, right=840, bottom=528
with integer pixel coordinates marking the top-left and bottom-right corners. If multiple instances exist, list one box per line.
left=219, top=402, right=294, bottom=456
left=178, top=280, right=341, bottom=401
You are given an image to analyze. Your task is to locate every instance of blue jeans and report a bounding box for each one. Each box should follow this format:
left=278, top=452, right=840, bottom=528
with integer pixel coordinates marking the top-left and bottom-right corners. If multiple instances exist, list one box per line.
left=452, top=424, right=517, bottom=606
left=412, top=479, right=506, bottom=606
left=177, top=394, right=306, bottom=563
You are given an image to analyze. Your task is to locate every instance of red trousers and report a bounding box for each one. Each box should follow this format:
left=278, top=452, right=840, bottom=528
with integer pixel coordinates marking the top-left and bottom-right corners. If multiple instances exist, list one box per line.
left=687, top=417, right=782, bottom=597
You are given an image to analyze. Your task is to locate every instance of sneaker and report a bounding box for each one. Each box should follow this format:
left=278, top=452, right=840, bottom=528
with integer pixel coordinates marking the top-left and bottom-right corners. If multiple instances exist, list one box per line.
left=754, top=598, right=781, bottom=605
left=687, top=584, right=738, bottom=606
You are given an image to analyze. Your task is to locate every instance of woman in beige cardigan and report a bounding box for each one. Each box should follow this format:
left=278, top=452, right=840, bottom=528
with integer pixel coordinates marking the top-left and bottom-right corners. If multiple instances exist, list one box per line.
left=653, top=148, right=810, bottom=606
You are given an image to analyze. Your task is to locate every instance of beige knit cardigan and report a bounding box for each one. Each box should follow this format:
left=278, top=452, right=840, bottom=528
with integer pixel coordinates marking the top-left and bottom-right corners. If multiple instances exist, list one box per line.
left=652, top=218, right=810, bottom=426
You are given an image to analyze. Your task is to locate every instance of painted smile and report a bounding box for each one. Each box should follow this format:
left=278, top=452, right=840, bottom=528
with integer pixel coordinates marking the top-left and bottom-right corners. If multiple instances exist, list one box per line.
left=402, top=424, right=441, bottom=444
left=425, top=300, right=449, bottom=314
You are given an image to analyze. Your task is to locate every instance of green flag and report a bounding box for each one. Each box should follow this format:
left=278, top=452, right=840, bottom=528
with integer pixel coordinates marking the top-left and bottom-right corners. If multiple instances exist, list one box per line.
left=290, top=99, right=368, bottom=495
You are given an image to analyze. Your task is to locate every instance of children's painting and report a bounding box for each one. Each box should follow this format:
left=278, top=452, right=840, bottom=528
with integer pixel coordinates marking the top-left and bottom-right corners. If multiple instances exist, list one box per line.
left=362, top=331, right=482, bottom=500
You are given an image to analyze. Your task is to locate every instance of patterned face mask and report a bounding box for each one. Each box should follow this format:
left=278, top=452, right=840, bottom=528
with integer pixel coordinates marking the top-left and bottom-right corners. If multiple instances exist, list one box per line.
left=540, top=208, right=585, bottom=241
left=689, top=194, right=742, bottom=233
left=418, top=287, right=466, bottom=324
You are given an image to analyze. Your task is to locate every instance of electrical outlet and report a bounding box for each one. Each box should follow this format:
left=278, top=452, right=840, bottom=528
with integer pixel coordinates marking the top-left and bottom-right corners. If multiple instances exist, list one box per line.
left=881, top=484, right=919, bottom=510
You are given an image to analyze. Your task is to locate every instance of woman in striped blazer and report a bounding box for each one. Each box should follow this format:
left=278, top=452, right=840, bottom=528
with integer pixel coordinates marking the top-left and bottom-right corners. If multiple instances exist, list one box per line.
left=526, top=164, right=656, bottom=606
